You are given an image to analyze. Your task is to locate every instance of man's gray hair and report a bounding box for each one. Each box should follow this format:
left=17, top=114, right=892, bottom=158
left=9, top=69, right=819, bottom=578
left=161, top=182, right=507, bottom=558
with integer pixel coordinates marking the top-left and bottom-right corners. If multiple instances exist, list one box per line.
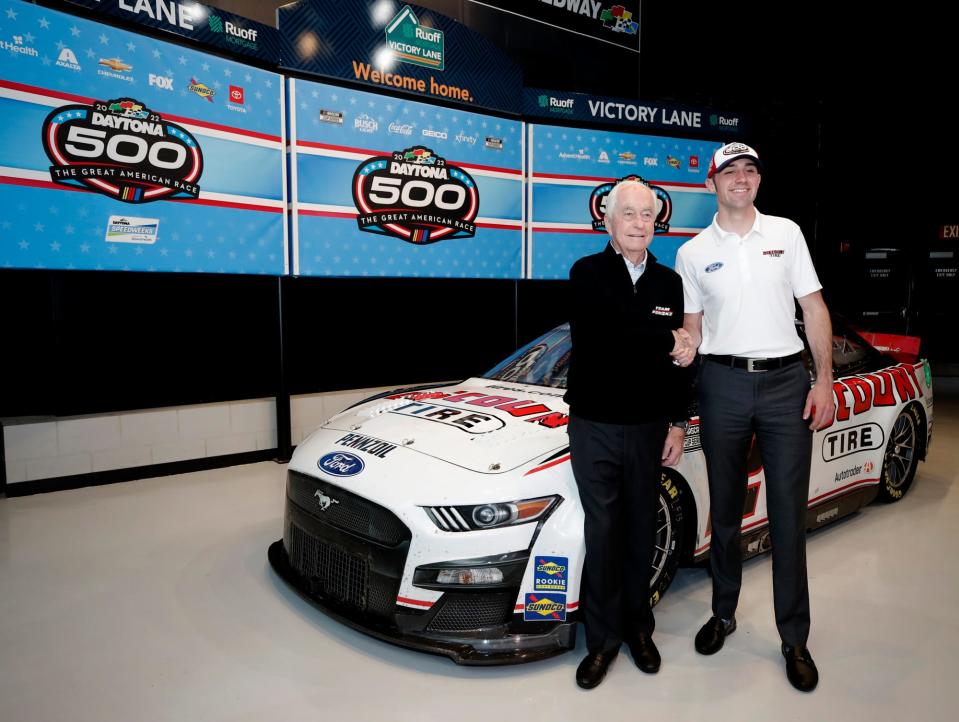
left=604, top=179, right=657, bottom=219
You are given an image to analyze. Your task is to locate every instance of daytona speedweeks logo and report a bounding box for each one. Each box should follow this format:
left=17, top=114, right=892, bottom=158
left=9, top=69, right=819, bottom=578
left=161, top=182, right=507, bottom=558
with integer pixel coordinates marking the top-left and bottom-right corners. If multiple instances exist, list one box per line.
left=589, top=174, right=672, bottom=233
left=41, top=98, right=203, bottom=203
left=352, top=146, right=478, bottom=245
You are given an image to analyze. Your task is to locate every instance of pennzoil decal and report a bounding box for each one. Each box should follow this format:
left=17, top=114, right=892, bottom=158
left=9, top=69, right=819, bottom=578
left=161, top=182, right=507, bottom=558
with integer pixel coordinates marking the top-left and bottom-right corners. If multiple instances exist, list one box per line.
left=352, top=146, right=478, bottom=245
left=42, top=98, right=203, bottom=204
left=588, top=174, right=671, bottom=233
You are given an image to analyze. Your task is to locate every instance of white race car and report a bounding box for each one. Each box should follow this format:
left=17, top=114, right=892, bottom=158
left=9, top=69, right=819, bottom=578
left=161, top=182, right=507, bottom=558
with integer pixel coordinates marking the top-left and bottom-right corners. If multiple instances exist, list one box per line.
left=268, top=318, right=933, bottom=664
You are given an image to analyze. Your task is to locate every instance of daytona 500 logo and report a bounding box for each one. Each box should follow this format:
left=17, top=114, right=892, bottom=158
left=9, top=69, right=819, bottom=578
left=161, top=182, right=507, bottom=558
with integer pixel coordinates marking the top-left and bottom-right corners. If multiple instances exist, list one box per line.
left=352, top=146, right=478, bottom=245
left=41, top=98, right=203, bottom=203
left=589, top=175, right=672, bottom=233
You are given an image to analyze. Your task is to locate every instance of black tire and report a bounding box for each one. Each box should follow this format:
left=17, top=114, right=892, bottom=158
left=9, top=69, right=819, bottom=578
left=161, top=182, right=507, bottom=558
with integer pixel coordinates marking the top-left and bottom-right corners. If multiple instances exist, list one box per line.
left=650, top=469, right=686, bottom=606
left=876, top=404, right=922, bottom=503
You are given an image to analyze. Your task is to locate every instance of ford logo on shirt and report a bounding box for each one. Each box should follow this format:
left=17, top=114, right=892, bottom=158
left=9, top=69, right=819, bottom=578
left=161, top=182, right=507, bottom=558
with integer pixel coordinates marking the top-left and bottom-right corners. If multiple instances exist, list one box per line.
left=705, top=261, right=724, bottom=273
left=318, top=452, right=365, bottom=477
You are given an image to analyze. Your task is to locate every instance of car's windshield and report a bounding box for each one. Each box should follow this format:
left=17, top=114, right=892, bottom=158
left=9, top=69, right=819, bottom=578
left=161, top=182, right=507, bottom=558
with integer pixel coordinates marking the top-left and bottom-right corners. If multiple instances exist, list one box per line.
left=483, top=324, right=571, bottom=389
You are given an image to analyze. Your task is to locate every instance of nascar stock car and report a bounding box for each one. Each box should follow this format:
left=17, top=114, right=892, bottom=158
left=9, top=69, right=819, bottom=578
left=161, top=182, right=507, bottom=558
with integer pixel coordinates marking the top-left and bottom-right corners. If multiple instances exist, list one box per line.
left=268, top=317, right=933, bottom=664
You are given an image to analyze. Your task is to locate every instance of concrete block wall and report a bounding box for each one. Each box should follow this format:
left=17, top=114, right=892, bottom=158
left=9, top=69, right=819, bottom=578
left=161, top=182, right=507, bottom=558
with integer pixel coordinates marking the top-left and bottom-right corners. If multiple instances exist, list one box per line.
left=2, top=384, right=400, bottom=488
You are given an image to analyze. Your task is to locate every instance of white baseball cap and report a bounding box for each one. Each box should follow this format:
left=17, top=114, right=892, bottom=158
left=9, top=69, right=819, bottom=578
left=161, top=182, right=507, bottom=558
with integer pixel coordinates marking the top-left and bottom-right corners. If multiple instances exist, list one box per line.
left=707, top=142, right=762, bottom=178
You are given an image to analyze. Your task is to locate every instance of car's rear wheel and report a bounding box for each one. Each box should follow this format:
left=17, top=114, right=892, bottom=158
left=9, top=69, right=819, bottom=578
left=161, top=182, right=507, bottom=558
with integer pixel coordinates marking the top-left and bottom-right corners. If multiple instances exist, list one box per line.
left=650, top=470, right=686, bottom=606
left=877, top=404, right=921, bottom=503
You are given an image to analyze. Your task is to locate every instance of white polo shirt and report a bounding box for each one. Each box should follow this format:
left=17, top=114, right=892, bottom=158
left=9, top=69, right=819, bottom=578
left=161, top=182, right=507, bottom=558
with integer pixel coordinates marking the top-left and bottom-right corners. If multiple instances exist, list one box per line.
left=675, top=211, right=822, bottom=357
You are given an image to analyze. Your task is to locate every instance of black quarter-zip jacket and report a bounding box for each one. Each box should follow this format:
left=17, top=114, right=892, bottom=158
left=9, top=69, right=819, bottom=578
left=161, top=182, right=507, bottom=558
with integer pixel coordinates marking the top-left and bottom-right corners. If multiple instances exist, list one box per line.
left=563, top=243, right=691, bottom=425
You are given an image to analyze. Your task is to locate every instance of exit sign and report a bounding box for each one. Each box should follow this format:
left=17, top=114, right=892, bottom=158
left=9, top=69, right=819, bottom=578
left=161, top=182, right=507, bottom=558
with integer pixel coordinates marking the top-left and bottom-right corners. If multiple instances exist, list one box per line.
left=940, top=225, right=959, bottom=239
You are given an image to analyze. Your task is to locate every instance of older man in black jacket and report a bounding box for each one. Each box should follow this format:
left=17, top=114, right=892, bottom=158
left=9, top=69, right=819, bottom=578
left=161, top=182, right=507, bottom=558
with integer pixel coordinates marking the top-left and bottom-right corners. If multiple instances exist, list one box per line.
left=564, top=179, right=691, bottom=689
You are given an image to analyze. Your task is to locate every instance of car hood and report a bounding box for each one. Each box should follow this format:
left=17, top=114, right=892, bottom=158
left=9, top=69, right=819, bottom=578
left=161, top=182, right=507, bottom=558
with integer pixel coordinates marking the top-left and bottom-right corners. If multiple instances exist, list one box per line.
left=301, top=377, right=570, bottom=475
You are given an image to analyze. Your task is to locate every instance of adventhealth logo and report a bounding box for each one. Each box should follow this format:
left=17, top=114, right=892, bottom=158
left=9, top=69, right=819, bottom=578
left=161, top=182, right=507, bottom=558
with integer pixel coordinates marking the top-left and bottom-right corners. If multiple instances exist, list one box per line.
left=386, top=5, right=445, bottom=70
left=208, top=13, right=258, bottom=49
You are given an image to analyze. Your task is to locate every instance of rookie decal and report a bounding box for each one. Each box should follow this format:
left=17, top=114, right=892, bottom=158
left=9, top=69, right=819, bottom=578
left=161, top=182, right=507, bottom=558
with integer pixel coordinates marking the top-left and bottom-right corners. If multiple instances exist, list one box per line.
left=524, top=593, right=566, bottom=621
left=534, top=556, right=568, bottom=592
left=42, top=98, right=203, bottom=203
left=705, top=262, right=723, bottom=273
left=588, top=174, right=672, bottom=233
left=352, top=146, right=478, bottom=245
left=318, top=452, right=365, bottom=477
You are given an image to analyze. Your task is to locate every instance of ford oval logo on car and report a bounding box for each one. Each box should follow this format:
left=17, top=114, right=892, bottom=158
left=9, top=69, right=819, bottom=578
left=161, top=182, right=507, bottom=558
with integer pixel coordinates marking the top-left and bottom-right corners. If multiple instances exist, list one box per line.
left=318, top=452, right=365, bottom=477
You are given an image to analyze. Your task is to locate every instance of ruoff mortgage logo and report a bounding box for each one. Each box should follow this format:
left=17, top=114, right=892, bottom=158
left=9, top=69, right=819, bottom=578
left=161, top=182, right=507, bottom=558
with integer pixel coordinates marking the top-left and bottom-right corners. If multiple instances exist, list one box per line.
left=588, top=175, right=672, bottom=233
left=42, top=98, right=203, bottom=204
left=386, top=5, right=445, bottom=70
left=208, top=13, right=259, bottom=50
left=352, top=146, right=478, bottom=245
left=538, top=94, right=575, bottom=115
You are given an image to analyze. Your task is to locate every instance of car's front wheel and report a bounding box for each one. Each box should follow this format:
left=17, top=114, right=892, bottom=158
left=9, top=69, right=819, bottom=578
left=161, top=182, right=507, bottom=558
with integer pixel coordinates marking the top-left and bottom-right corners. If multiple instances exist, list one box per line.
left=650, top=470, right=686, bottom=606
left=877, top=404, right=921, bottom=503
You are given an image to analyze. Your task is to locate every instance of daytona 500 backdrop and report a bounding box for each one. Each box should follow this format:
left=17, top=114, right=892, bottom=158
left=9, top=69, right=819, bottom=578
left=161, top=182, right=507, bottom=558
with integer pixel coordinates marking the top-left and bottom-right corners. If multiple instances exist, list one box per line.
left=0, top=0, right=286, bottom=274
left=288, top=77, right=524, bottom=278
left=527, top=124, right=720, bottom=279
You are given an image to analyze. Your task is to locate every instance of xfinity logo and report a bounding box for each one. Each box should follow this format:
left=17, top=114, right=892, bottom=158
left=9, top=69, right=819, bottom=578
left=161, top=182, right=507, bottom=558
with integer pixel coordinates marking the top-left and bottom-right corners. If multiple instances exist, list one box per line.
left=313, top=490, right=340, bottom=511
left=149, top=73, right=174, bottom=90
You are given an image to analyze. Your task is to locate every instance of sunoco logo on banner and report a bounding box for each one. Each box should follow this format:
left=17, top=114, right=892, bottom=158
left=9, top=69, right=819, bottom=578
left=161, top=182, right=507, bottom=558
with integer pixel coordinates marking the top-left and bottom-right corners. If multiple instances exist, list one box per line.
left=385, top=5, right=445, bottom=70
left=352, top=146, right=478, bottom=245
left=588, top=175, right=672, bottom=233
left=42, top=98, right=203, bottom=204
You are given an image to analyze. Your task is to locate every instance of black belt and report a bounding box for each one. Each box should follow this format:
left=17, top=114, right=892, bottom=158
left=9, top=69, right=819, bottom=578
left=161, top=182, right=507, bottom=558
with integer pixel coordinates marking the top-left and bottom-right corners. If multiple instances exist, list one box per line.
left=705, top=352, right=803, bottom=372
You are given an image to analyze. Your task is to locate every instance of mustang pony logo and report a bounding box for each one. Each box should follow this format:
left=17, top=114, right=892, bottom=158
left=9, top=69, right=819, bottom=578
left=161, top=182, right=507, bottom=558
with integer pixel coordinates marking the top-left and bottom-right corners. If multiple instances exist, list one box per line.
left=313, top=490, right=340, bottom=511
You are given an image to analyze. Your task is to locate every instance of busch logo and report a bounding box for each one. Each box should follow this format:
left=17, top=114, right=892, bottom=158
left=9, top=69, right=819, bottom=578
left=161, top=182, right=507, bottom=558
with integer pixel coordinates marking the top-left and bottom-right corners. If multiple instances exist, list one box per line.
left=352, top=146, right=479, bottom=245
left=42, top=97, right=203, bottom=204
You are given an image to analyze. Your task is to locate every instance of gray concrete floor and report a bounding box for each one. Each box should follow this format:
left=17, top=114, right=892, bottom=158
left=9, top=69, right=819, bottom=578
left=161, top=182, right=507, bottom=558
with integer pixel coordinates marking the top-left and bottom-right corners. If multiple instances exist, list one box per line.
left=2, top=385, right=958, bottom=722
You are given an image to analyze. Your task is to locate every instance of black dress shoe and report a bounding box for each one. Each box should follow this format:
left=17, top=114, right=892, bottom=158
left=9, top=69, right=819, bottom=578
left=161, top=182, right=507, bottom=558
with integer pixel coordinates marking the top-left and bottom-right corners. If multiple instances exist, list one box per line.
left=694, top=616, right=736, bottom=655
left=576, top=650, right=617, bottom=689
left=627, top=634, right=661, bottom=674
left=782, top=643, right=819, bottom=692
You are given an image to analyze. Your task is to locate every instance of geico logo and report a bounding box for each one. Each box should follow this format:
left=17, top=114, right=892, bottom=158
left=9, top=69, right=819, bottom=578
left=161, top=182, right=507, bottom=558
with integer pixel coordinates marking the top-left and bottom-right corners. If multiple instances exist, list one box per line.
left=384, top=390, right=569, bottom=428
left=148, top=74, right=174, bottom=90
left=825, top=365, right=923, bottom=429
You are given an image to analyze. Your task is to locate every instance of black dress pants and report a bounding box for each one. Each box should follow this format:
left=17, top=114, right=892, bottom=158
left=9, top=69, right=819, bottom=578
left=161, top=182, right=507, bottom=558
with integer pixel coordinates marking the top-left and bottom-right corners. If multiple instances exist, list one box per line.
left=698, top=359, right=813, bottom=647
left=569, top=414, right=666, bottom=654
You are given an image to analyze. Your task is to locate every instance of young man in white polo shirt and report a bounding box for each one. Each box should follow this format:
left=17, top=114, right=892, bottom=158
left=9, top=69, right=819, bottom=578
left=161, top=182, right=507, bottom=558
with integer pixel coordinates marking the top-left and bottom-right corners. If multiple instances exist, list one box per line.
left=672, top=143, right=835, bottom=692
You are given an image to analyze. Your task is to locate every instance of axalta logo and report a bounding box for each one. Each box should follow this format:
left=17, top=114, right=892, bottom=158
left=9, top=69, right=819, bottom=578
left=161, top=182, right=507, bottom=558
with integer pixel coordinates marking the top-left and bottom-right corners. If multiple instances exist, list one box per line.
left=208, top=13, right=259, bottom=49
left=524, top=593, right=566, bottom=621
left=2, top=35, right=38, bottom=57
left=56, top=48, right=81, bottom=71
left=318, top=452, right=365, bottom=477
left=188, top=78, right=215, bottom=102
left=385, top=5, right=445, bottom=70
left=539, top=95, right=575, bottom=114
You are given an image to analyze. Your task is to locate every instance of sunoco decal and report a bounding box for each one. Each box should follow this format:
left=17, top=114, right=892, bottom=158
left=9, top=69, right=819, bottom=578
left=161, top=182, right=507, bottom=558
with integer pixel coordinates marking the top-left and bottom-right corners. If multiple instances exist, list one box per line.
left=588, top=175, right=671, bottom=233
left=533, top=556, right=568, bottom=593
left=524, top=593, right=566, bottom=621
left=42, top=98, right=202, bottom=204
left=352, top=146, right=478, bottom=245
left=318, top=452, right=365, bottom=477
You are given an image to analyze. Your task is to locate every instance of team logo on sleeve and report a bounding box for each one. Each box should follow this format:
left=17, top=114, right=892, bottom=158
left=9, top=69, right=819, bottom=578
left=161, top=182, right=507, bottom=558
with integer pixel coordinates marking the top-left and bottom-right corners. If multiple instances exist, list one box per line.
left=41, top=98, right=203, bottom=203
left=588, top=174, right=672, bottom=233
left=352, top=146, right=479, bottom=245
